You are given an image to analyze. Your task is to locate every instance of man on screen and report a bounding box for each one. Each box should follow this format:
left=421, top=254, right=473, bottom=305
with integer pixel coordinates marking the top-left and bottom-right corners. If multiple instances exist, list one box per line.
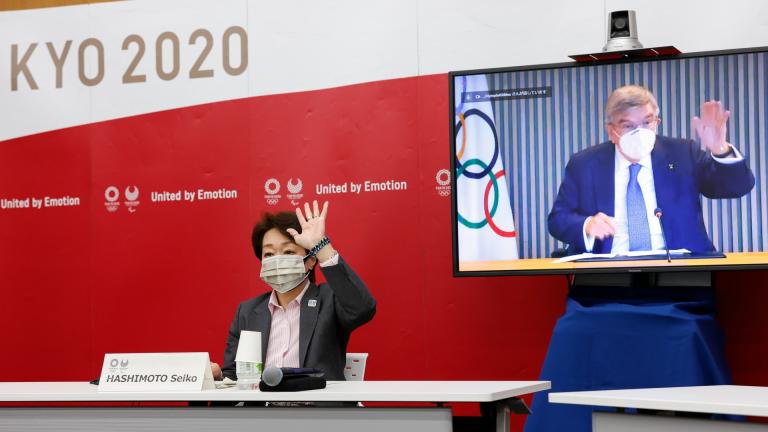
left=210, top=200, right=376, bottom=381
left=548, top=84, right=755, bottom=255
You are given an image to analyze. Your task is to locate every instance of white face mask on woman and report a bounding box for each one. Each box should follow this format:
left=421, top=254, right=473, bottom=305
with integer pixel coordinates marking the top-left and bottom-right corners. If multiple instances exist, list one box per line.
left=618, top=127, right=657, bottom=161
left=259, top=255, right=310, bottom=293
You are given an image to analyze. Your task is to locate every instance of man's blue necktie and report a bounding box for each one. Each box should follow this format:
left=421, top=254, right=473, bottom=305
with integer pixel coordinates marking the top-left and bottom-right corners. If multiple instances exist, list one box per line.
left=627, top=163, right=652, bottom=251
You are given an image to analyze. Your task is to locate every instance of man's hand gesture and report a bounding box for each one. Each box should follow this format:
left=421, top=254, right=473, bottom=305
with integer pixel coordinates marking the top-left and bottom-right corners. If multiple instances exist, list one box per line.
left=586, top=212, right=616, bottom=240
left=692, top=100, right=732, bottom=156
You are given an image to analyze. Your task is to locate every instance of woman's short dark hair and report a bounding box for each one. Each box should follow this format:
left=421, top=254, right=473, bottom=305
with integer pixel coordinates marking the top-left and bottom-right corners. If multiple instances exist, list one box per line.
left=251, top=212, right=302, bottom=259
left=251, top=211, right=315, bottom=282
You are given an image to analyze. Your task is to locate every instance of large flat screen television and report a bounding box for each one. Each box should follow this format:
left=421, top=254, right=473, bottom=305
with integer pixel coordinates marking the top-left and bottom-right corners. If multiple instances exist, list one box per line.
left=450, top=46, right=768, bottom=275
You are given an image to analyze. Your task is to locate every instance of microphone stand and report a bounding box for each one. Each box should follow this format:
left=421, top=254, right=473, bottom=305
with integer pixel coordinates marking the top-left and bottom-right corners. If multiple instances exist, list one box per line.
left=654, top=208, right=672, bottom=263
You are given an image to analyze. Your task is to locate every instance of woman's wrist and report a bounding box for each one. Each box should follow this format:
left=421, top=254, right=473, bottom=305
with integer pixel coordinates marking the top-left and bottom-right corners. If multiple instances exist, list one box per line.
left=314, top=243, right=336, bottom=263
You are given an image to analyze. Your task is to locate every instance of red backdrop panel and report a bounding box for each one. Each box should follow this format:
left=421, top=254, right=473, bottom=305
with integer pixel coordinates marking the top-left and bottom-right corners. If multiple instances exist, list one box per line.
left=1, top=74, right=766, bottom=430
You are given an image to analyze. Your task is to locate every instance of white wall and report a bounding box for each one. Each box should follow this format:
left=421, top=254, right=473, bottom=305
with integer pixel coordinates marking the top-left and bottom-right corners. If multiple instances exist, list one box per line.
left=1, top=0, right=766, bottom=141
left=420, top=0, right=768, bottom=73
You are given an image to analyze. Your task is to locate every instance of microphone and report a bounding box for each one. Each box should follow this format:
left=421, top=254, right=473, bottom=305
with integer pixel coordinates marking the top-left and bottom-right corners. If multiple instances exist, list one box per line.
left=654, top=208, right=672, bottom=263
left=261, top=367, right=325, bottom=387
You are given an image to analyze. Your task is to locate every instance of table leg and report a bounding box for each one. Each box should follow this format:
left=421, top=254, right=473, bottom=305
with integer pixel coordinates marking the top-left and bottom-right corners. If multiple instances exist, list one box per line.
left=495, top=397, right=531, bottom=432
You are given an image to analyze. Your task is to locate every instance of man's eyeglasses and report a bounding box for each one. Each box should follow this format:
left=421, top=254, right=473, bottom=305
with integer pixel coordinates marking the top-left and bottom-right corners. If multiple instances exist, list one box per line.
left=612, top=117, right=660, bottom=135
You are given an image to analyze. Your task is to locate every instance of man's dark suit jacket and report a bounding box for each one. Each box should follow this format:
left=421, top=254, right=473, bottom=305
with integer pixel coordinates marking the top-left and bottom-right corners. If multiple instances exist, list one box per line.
left=222, top=256, right=376, bottom=381
left=548, top=135, right=755, bottom=255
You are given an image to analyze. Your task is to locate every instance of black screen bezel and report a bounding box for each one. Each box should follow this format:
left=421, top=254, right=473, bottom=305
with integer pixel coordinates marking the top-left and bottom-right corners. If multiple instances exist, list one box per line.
left=449, top=46, right=768, bottom=277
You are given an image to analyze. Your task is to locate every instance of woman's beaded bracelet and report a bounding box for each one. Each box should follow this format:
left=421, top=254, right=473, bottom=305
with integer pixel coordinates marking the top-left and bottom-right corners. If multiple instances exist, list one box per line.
left=308, top=236, right=331, bottom=257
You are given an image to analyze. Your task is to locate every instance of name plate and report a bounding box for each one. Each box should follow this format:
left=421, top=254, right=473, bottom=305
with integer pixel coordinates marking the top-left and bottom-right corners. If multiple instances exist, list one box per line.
left=98, top=352, right=214, bottom=392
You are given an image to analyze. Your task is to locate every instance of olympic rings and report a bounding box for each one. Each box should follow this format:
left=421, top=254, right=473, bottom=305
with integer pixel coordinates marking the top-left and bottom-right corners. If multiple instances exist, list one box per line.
left=456, top=158, right=499, bottom=229
left=484, top=170, right=517, bottom=237
left=454, top=108, right=499, bottom=179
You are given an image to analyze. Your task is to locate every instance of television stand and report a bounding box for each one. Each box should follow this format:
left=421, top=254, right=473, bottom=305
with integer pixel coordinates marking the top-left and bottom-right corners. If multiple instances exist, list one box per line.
left=571, top=271, right=711, bottom=289
left=528, top=269, right=732, bottom=430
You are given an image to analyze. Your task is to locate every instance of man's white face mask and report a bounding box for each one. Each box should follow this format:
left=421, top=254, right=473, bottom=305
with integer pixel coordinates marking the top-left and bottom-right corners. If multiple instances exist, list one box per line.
left=618, top=127, right=656, bottom=161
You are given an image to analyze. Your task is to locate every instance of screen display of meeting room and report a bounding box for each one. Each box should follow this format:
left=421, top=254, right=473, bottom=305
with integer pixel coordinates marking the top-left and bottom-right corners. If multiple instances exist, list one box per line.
left=451, top=47, right=768, bottom=275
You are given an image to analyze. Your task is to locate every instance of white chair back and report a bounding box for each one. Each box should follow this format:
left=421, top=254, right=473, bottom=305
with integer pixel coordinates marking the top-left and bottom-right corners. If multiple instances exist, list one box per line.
left=344, top=352, right=368, bottom=381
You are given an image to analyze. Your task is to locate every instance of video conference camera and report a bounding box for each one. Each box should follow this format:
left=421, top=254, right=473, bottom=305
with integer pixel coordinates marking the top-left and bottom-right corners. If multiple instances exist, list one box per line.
left=603, top=10, right=644, bottom=52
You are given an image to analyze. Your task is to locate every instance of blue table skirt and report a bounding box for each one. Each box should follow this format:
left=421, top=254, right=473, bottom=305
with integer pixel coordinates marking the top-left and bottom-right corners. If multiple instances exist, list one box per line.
left=524, top=287, right=733, bottom=432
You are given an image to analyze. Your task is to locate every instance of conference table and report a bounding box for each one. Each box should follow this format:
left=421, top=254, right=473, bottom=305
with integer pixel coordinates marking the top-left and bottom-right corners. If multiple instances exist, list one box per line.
left=0, top=380, right=550, bottom=432
left=549, top=385, right=768, bottom=431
